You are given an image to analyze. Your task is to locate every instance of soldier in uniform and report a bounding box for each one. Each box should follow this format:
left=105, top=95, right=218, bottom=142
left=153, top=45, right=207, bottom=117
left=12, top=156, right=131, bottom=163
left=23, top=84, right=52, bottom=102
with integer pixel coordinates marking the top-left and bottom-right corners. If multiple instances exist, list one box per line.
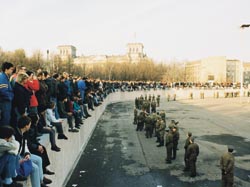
left=148, top=94, right=152, bottom=101
left=136, top=111, right=145, bottom=131
left=135, top=97, right=139, bottom=109
left=183, top=132, right=192, bottom=171
left=160, top=111, right=166, bottom=123
left=172, top=126, right=180, bottom=160
left=165, top=129, right=173, bottom=164
left=186, top=137, right=199, bottom=177
left=168, top=120, right=178, bottom=131
left=151, top=100, right=157, bottom=113
left=156, top=118, right=166, bottom=147
left=152, top=94, right=155, bottom=101
left=144, top=114, right=153, bottom=138
left=156, top=95, right=160, bottom=107
left=133, top=107, right=138, bottom=125
left=220, top=146, right=235, bottom=187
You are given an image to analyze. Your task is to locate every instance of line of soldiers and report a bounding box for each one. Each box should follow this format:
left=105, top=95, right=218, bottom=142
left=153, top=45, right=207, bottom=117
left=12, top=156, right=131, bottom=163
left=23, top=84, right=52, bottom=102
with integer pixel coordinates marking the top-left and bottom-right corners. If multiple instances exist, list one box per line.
left=133, top=95, right=235, bottom=185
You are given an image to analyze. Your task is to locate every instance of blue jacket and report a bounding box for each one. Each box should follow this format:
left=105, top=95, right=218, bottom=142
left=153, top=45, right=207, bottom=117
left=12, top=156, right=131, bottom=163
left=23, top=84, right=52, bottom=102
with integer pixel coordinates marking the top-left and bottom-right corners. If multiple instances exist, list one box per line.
left=0, top=72, right=14, bottom=102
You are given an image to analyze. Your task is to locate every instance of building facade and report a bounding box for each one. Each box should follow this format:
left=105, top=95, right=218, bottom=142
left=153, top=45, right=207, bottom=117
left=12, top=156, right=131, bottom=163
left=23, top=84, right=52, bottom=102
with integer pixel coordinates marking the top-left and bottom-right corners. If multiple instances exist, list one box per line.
left=185, top=56, right=244, bottom=84
left=57, top=45, right=77, bottom=61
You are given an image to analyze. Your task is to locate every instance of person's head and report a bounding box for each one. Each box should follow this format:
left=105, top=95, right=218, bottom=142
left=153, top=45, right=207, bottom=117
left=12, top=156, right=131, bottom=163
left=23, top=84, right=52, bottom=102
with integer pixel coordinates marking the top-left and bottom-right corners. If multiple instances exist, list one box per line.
left=0, top=126, right=15, bottom=140
left=187, top=132, right=192, bottom=137
left=20, top=66, right=27, bottom=73
left=18, top=116, right=32, bottom=132
left=1, top=62, right=14, bottom=76
left=228, top=146, right=234, bottom=153
left=37, top=72, right=45, bottom=80
left=48, top=101, right=56, bottom=109
left=16, top=72, right=29, bottom=85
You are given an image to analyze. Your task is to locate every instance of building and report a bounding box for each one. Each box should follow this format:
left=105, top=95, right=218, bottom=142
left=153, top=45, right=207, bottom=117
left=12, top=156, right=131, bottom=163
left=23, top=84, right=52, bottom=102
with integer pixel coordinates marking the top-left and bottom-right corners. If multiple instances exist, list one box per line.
left=185, top=56, right=243, bottom=84
left=58, top=43, right=148, bottom=65
left=57, top=45, right=77, bottom=61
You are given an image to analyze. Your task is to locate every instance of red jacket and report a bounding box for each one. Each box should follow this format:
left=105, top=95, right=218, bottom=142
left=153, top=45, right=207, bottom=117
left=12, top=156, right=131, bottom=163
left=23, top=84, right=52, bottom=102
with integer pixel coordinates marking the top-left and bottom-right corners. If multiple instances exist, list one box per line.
left=25, top=79, right=40, bottom=107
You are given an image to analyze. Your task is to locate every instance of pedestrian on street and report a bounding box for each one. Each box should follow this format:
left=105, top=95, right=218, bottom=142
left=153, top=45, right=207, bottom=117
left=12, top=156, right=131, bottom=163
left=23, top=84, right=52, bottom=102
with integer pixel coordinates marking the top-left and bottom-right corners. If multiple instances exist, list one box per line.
left=183, top=132, right=192, bottom=171
left=220, top=146, right=235, bottom=187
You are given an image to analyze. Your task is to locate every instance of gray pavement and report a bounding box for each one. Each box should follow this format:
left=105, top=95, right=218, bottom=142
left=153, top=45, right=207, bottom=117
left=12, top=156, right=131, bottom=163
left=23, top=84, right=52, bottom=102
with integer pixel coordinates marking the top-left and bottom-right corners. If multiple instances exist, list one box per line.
left=66, top=97, right=250, bottom=187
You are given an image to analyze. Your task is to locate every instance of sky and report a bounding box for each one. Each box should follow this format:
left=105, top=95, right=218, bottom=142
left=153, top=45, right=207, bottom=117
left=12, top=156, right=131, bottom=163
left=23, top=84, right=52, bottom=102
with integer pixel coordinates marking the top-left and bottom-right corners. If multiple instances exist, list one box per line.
left=0, top=0, right=250, bottom=62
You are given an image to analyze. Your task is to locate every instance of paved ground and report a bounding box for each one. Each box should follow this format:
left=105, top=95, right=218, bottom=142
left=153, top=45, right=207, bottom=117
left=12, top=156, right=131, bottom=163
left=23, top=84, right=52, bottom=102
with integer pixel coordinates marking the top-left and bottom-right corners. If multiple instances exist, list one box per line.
left=66, top=96, right=250, bottom=187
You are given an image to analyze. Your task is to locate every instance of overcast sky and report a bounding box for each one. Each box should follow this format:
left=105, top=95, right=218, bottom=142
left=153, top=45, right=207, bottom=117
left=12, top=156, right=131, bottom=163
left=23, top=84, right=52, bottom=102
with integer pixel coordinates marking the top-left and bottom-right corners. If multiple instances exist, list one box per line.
left=0, top=0, right=250, bottom=62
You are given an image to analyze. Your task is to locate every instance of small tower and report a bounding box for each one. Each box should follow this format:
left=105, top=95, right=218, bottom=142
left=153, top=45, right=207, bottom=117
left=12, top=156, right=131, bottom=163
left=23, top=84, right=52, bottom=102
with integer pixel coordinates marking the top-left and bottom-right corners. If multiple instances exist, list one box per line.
left=57, top=45, right=76, bottom=61
left=127, top=43, right=144, bottom=63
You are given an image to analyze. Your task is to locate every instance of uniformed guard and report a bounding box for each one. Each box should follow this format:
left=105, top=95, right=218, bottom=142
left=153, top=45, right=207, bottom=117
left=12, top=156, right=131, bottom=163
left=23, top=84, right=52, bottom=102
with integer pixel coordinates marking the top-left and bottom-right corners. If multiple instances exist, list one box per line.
left=160, top=111, right=166, bottom=123
left=151, top=100, right=157, bottom=113
left=145, top=114, right=153, bottom=138
left=156, top=118, right=166, bottom=147
left=133, top=107, right=138, bottom=125
left=156, top=95, right=160, bottom=107
left=152, top=94, right=155, bottom=101
left=183, top=132, right=192, bottom=171
left=172, top=126, right=180, bottom=160
left=136, top=111, right=145, bottom=131
left=148, top=94, right=152, bottom=101
left=165, top=129, right=173, bottom=164
left=186, top=137, right=199, bottom=177
left=220, top=146, right=235, bottom=187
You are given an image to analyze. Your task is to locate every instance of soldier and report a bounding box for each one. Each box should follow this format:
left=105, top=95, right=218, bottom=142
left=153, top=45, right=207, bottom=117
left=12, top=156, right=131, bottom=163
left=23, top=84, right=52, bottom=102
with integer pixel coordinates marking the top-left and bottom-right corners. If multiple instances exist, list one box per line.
left=165, top=129, right=173, bottom=164
left=148, top=94, right=152, bottom=101
left=135, top=97, right=139, bottom=109
left=183, top=132, right=192, bottom=171
left=151, top=100, right=157, bottom=113
left=168, top=120, right=178, bottom=131
left=133, top=107, right=138, bottom=125
left=172, top=126, right=180, bottom=160
left=152, top=94, right=155, bottom=101
left=220, top=146, right=235, bottom=187
left=156, top=118, right=166, bottom=147
left=160, top=111, right=166, bottom=123
left=167, top=94, right=170, bottom=102
left=186, top=137, right=199, bottom=177
left=156, top=95, right=160, bottom=107
left=136, top=111, right=145, bottom=131
left=144, top=114, right=153, bottom=138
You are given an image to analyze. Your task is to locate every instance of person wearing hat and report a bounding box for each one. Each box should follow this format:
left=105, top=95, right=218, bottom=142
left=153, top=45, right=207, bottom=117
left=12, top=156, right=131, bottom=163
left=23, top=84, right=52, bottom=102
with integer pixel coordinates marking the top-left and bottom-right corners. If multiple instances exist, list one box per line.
left=220, top=146, right=235, bottom=187
left=164, top=128, right=173, bottom=164
left=186, top=137, right=199, bottom=177
left=172, top=125, right=179, bottom=160
left=183, top=132, right=192, bottom=171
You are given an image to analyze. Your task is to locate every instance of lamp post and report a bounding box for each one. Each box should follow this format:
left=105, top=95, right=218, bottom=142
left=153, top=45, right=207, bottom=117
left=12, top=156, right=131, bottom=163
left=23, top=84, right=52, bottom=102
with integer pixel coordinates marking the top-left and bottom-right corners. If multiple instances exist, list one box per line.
left=240, top=24, right=250, bottom=97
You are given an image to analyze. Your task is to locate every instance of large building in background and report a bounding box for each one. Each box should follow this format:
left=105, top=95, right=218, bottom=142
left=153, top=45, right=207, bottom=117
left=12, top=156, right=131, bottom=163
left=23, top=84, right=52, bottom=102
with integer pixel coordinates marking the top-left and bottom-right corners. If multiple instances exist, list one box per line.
left=57, top=43, right=148, bottom=66
left=185, top=56, right=244, bottom=84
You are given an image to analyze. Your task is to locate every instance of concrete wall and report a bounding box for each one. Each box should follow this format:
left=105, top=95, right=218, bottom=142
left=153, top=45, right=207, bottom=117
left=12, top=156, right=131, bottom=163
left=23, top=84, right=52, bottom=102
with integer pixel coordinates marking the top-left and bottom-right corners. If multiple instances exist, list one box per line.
left=25, top=88, right=248, bottom=187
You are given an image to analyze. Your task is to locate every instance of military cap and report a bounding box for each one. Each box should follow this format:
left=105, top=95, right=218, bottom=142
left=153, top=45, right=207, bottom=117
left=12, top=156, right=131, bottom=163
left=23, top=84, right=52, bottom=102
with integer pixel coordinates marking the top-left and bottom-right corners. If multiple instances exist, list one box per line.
left=188, top=132, right=192, bottom=136
left=228, top=145, right=234, bottom=152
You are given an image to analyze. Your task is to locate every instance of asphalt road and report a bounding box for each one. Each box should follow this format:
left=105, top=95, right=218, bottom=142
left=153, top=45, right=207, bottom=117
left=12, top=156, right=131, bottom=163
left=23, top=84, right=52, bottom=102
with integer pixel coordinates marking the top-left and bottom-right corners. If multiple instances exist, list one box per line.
left=66, top=97, right=250, bottom=187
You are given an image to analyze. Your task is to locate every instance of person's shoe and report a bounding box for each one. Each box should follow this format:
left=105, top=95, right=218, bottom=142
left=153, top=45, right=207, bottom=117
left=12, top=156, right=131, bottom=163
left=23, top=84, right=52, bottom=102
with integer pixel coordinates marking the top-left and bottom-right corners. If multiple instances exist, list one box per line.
left=58, top=134, right=68, bottom=140
left=13, top=175, right=27, bottom=181
left=43, top=177, right=52, bottom=184
left=87, top=114, right=91, bottom=117
left=156, top=144, right=163, bottom=147
left=171, top=157, right=176, bottom=160
left=68, top=128, right=79, bottom=133
left=75, top=125, right=81, bottom=129
left=44, top=168, right=55, bottom=175
left=3, top=181, right=23, bottom=187
left=41, top=183, right=48, bottom=187
left=190, top=174, right=196, bottom=178
left=166, top=160, right=172, bottom=164
left=51, top=146, right=61, bottom=152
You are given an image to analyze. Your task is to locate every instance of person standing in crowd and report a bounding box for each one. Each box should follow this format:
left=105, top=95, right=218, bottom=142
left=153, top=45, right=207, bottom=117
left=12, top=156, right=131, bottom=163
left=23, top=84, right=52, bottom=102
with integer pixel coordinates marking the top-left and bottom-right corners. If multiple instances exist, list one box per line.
left=165, top=129, right=173, bottom=164
left=220, top=146, right=235, bottom=187
left=183, top=132, right=192, bottom=171
left=25, top=71, right=39, bottom=115
left=186, top=137, right=199, bottom=177
left=0, top=62, right=14, bottom=126
left=12, top=73, right=31, bottom=126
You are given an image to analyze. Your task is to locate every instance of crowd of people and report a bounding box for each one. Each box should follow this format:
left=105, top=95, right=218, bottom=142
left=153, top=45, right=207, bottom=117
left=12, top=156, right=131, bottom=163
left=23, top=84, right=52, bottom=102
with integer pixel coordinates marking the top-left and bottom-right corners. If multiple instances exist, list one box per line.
left=133, top=94, right=235, bottom=186
left=0, top=62, right=114, bottom=187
